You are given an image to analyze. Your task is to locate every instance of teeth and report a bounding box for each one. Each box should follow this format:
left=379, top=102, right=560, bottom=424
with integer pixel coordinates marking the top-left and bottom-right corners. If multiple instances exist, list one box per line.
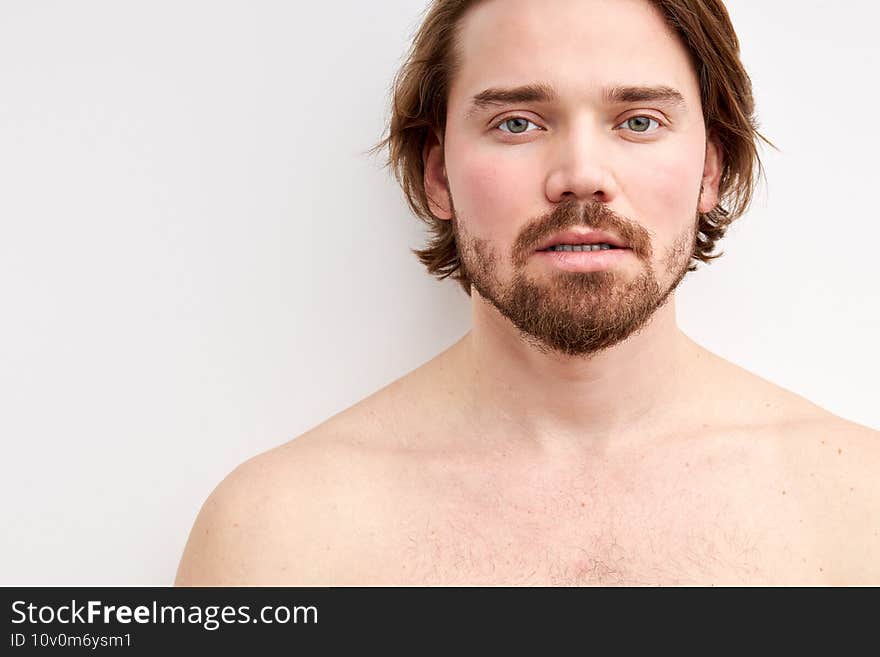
left=547, top=243, right=615, bottom=252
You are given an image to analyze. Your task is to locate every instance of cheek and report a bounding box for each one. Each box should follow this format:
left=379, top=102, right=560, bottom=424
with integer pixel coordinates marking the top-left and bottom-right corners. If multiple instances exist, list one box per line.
left=448, top=147, right=535, bottom=237
left=626, top=147, right=702, bottom=236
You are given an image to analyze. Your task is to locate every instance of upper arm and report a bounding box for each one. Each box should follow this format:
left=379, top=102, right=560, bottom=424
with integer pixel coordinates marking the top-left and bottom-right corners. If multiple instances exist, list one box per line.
left=806, top=420, right=880, bottom=584
left=174, top=458, right=266, bottom=586
left=173, top=441, right=338, bottom=586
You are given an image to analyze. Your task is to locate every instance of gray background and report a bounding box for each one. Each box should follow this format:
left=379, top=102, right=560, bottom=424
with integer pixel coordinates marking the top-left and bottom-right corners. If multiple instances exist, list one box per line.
left=1, top=0, right=877, bottom=584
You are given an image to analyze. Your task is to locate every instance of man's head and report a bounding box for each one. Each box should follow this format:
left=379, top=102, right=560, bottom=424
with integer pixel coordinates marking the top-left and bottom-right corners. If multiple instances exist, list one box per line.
left=375, top=0, right=772, bottom=356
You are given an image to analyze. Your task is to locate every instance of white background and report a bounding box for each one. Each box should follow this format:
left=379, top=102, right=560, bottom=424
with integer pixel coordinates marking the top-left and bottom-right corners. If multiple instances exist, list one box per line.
left=1, top=0, right=877, bottom=585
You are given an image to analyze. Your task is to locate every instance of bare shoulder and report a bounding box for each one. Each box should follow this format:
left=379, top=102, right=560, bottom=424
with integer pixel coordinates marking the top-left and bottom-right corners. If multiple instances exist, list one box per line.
left=700, top=351, right=880, bottom=583
left=778, top=413, right=880, bottom=584
left=174, top=420, right=394, bottom=586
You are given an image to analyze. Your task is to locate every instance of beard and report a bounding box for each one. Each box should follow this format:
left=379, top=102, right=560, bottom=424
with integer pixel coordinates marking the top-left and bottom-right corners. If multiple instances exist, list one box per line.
left=452, top=195, right=697, bottom=358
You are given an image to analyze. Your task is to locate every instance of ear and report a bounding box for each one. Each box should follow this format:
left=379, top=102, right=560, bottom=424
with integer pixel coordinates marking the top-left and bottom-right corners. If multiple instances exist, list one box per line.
left=698, top=130, right=723, bottom=214
left=422, top=128, right=453, bottom=220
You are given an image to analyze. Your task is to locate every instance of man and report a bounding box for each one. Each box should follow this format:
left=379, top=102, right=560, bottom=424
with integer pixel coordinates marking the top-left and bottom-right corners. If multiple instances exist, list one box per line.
left=175, top=0, right=879, bottom=585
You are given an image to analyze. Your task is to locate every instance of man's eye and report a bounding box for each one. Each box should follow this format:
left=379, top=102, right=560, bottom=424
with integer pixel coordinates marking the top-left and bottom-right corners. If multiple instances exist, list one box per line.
left=617, top=115, right=662, bottom=134
left=495, top=117, right=540, bottom=135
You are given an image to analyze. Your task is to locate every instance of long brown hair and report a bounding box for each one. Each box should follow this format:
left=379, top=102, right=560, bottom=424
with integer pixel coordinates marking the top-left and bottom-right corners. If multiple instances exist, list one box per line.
left=370, top=0, right=777, bottom=297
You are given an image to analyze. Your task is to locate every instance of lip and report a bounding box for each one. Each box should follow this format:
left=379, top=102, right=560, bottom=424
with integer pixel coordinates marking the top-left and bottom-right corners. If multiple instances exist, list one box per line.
left=535, top=229, right=628, bottom=251
left=534, top=247, right=631, bottom=272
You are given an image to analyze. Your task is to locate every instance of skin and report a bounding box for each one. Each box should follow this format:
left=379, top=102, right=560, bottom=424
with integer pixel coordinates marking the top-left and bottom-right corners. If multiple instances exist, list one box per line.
left=175, top=0, right=880, bottom=586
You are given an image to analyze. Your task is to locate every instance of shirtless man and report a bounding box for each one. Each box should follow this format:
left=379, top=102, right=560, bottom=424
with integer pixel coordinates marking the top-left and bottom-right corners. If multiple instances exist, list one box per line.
left=175, top=0, right=880, bottom=586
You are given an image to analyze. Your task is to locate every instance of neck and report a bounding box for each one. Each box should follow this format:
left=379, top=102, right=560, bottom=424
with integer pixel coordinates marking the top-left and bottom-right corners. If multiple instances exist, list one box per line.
left=449, top=291, right=702, bottom=455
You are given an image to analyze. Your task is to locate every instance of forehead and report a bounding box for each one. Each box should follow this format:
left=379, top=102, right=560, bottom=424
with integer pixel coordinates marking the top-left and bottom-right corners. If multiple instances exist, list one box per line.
left=450, top=0, right=699, bottom=110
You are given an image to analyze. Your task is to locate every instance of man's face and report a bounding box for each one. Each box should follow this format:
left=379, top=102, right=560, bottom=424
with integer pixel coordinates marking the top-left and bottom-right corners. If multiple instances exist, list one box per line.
left=427, top=0, right=721, bottom=357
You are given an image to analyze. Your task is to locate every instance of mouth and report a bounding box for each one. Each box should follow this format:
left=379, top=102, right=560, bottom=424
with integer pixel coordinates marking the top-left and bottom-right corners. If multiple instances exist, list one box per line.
left=533, top=243, right=632, bottom=273
left=534, top=229, right=630, bottom=252
left=537, top=243, right=628, bottom=253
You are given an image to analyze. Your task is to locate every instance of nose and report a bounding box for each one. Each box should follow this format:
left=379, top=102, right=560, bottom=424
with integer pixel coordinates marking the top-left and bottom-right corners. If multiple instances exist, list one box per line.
left=544, top=123, right=617, bottom=205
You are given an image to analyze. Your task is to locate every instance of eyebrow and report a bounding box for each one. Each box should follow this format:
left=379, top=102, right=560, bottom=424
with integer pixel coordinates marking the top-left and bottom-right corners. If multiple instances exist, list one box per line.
left=465, top=82, right=687, bottom=118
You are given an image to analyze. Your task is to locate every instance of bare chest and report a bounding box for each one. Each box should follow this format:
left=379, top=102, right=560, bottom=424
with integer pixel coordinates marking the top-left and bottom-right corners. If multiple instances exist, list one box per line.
left=341, top=461, right=826, bottom=586
left=385, top=515, right=790, bottom=585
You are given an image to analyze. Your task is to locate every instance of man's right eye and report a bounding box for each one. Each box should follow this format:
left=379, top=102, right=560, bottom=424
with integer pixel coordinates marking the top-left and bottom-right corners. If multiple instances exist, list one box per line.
left=494, top=117, right=541, bottom=135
